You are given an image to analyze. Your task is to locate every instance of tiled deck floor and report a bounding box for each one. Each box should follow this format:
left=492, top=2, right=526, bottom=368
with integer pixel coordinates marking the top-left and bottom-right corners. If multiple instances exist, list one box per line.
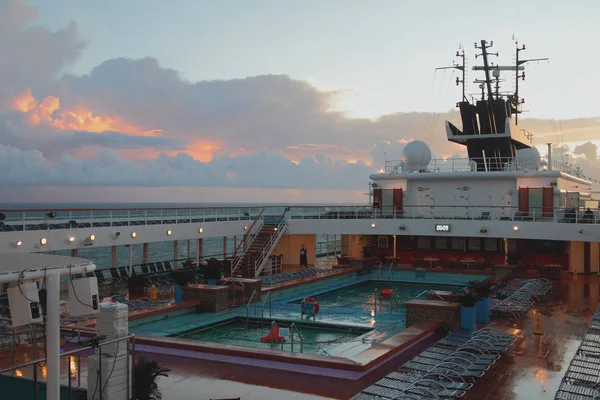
left=1, top=272, right=599, bottom=399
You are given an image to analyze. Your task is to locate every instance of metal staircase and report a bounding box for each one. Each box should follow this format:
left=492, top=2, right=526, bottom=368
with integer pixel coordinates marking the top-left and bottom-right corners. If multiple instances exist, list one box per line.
left=230, top=208, right=265, bottom=276
left=232, top=211, right=288, bottom=278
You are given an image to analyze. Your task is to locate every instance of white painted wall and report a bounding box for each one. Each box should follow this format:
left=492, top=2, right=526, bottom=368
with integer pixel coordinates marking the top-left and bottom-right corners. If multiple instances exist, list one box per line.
left=404, top=178, right=516, bottom=218
left=0, top=221, right=247, bottom=253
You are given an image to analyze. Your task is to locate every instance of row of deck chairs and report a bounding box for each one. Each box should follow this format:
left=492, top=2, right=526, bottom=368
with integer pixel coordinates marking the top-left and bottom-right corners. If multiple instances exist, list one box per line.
left=259, top=268, right=320, bottom=286
left=490, top=278, right=552, bottom=319
left=555, top=303, right=600, bottom=399
left=352, top=328, right=516, bottom=399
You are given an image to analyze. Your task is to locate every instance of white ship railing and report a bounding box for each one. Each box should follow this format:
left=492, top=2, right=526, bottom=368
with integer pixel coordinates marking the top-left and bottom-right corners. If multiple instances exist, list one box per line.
left=1, top=204, right=600, bottom=233
left=383, top=156, right=585, bottom=177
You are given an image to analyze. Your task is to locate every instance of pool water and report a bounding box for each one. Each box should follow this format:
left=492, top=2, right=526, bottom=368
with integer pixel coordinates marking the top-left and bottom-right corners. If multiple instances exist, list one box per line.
left=174, top=318, right=371, bottom=355
left=305, top=281, right=463, bottom=314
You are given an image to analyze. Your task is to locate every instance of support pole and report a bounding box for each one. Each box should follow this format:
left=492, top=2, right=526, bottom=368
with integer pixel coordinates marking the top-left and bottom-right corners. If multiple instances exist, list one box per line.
left=143, top=243, right=149, bottom=264
left=173, top=240, right=178, bottom=269
left=223, top=237, right=228, bottom=259
left=46, top=272, right=61, bottom=400
left=393, top=235, right=397, bottom=258
left=111, top=246, right=117, bottom=268
left=128, top=245, right=133, bottom=276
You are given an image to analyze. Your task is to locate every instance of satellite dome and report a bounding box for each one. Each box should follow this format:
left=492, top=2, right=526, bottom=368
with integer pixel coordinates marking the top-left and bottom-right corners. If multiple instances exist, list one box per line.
left=402, top=141, right=432, bottom=172
left=517, top=147, right=542, bottom=170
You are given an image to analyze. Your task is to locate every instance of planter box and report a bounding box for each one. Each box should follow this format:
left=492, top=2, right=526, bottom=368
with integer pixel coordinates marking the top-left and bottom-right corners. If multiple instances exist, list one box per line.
left=460, top=306, right=476, bottom=331
left=476, top=297, right=490, bottom=324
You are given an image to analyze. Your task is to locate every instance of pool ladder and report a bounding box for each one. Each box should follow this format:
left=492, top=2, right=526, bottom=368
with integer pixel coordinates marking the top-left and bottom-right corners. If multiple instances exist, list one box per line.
left=373, top=289, right=400, bottom=315
left=289, top=323, right=304, bottom=353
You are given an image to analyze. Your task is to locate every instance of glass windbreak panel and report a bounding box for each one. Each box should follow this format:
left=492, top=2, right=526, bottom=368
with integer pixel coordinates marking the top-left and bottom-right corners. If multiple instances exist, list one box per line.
left=451, top=237, right=465, bottom=251
left=529, top=188, right=543, bottom=217
left=484, top=238, right=498, bottom=251
left=435, top=236, right=448, bottom=249
left=417, top=236, right=430, bottom=249
left=467, top=238, right=480, bottom=250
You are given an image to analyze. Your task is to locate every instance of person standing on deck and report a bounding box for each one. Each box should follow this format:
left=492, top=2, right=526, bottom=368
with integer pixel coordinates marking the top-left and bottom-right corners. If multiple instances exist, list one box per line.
left=300, top=244, right=308, bottom=267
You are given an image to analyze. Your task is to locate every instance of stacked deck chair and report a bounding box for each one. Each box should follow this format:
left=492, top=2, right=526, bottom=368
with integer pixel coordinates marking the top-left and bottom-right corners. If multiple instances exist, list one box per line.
left=555, top=303, right=600, bottom=399
left=351, top=327, right=515, bottom=399
left=259, top=268, right=320, bottom=286
left=491, top=278, right=552, bottom=319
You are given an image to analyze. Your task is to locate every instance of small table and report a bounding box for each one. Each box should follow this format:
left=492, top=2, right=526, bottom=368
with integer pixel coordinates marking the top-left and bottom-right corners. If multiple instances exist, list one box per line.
left=459, top=259, right=476, bottom=269
left=423, top=257, right=439, bottom=268
left=541, top=264, right=562, bottom=280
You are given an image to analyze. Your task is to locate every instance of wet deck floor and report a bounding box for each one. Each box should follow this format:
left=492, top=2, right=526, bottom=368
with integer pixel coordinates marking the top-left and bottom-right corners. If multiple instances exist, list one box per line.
left=1, top=272, right=599, bottom=399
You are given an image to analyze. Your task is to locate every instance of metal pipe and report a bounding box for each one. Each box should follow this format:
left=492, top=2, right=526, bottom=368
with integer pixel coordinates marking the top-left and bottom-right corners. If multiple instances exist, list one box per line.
left=547, top=143, right=552, bottom=171
left=0, top=265, right=95, bottom=284
left=46, top=271, right=61, bottom=400
left=99, top=345, right=103, bottom=400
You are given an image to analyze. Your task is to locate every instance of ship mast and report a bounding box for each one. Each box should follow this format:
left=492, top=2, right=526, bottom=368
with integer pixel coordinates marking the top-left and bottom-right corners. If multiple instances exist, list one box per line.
left=511, top=39, right=549, bottom=124
left=436, top=46, right=467, bottom=102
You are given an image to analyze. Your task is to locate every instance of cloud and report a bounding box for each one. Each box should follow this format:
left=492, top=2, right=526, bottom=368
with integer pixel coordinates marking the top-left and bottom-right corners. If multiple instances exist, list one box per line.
left=1, top=1, right=600, bottom=196
left=573, top=142, right=598, bottom=161
left=0, top=0, right=86, bottom=91
left=0, top=145, right=372, bottom=189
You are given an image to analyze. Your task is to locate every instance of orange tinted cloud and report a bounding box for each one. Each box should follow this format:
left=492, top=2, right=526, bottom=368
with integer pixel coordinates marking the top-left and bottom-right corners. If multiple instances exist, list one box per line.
left=9, top=89, right=159, bottom=136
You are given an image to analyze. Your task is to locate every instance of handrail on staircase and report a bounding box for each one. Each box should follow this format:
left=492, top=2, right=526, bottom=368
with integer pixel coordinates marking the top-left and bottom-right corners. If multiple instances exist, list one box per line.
left=231, top=208, right=265, bottom=275
left=246, top=289, right=258, bottom=322
left=253, top=211, right=288, bottom=277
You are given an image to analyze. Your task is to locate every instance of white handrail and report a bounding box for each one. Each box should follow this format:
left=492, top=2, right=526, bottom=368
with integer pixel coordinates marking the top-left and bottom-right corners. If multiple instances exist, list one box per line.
left=231, top=209, right=265, bottom=275
left=253, top=212, right=288, bottom=277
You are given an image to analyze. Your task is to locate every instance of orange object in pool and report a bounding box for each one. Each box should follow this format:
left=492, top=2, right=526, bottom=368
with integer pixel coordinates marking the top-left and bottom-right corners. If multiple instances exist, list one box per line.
left=260, top=323, right=286, bottom=343
left=380, top=289, right=394, bottom=298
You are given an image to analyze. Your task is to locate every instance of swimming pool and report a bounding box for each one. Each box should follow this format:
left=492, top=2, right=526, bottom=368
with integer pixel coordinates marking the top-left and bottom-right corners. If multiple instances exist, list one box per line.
left=172, top=317, right=372, bottom=355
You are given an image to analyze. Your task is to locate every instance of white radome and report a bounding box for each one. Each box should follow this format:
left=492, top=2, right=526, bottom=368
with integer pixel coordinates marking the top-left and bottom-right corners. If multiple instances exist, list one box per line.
left=517, top=147, right=542, bottom=170
left=402, top=141, right=432, bottom=171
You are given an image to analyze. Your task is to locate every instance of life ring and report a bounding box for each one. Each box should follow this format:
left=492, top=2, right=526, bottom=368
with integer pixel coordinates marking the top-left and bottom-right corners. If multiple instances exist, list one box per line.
left=304, top=297, right=320, bottom=315
left=380, top=289, right=394, bottom=299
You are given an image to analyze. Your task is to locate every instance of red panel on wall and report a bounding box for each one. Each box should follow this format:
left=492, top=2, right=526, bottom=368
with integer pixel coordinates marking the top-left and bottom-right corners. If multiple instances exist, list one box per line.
left=518, top=187, right=529, bottom=213
left=393, top=188, right=403, bottom=215
left=542, top=187, right=553, bottom=217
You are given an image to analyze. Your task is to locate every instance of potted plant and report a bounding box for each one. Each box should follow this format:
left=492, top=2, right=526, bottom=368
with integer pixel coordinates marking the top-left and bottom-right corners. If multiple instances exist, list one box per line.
left=469, top=280, right=493, bottom=324
left=134, top=357, right=170, bottom=400
left=457, top=289, right=478, bottom=331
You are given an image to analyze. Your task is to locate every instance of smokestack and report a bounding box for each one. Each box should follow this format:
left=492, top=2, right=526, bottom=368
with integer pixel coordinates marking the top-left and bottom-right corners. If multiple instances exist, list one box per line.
left=547, top=143, right=552, bottom=171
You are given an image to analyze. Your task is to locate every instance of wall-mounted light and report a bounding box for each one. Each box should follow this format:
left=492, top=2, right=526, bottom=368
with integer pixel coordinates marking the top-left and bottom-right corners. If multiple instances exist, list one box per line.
left=371, top=223, right=376, bottom=228
left=273, top=227, right=278, bottom=231
left=15, top=240, right=23, bottom=247
left=166, top=229, right=172, bottom=236
left=114, top=232, right=121, bottom=239
left=513, top=225, right=519, bottom=232
left=457, top=186, right=469, bottom=191
left=68, top=236, right=76, bottom=243
left=131, top=232, right=137, bottom=238
left=399, top=225, right=406, bottom=231
left=89, top=234, right=96, bottom=241
left=480, top=227, right=488, bottom=234
left=378, top=168, right=384, bottom=173
left=40, top=237, right=47, bottom=246
left=243, top=225, right=248, bottom=230
left=198, top=227, right=203, bottom=234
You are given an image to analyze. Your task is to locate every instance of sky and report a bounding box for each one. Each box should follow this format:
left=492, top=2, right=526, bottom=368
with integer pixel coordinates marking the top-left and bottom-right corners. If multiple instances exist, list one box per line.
left=1, top=0, right=600, bottom=203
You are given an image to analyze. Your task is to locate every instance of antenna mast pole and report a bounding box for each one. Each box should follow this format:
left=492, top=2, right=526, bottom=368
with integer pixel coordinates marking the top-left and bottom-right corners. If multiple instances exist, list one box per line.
left=475, top=40, right=497, bottom=104
left=513, top=39, right=549, bottom=124
left=436, top=46, right=467, bottom=102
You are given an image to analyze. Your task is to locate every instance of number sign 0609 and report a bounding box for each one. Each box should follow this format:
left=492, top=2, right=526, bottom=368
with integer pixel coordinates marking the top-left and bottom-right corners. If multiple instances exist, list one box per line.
left=435, top=224, right=451, bottom=232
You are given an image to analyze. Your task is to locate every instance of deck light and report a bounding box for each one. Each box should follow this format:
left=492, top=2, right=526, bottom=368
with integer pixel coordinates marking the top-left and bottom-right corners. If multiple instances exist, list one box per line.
left=371, top=223, right=376, bottom=228
left=274, top=227, right=278, bottom=231
left=513, top=225, right=519, bottom=232
left=166, top=229, right=172, bottom=236
left=40, top=237, right=47, bottom=246
left=68, top=236, right=76, bottom=243
left=131, top=232, right=137, bottom=238
left=15, top=240, right=23, bottom=247
left=89, top=234, right=96, bottom=241
left=243, top=225, right=248, bottom=230
left=198, top=227, right=203, bottom=234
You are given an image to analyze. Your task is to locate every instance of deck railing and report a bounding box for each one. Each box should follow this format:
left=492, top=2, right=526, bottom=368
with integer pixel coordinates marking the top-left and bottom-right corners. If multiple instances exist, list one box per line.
left=383, top=155, right=585, bottom=177
left=1, top=204, right=600, bottom=233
